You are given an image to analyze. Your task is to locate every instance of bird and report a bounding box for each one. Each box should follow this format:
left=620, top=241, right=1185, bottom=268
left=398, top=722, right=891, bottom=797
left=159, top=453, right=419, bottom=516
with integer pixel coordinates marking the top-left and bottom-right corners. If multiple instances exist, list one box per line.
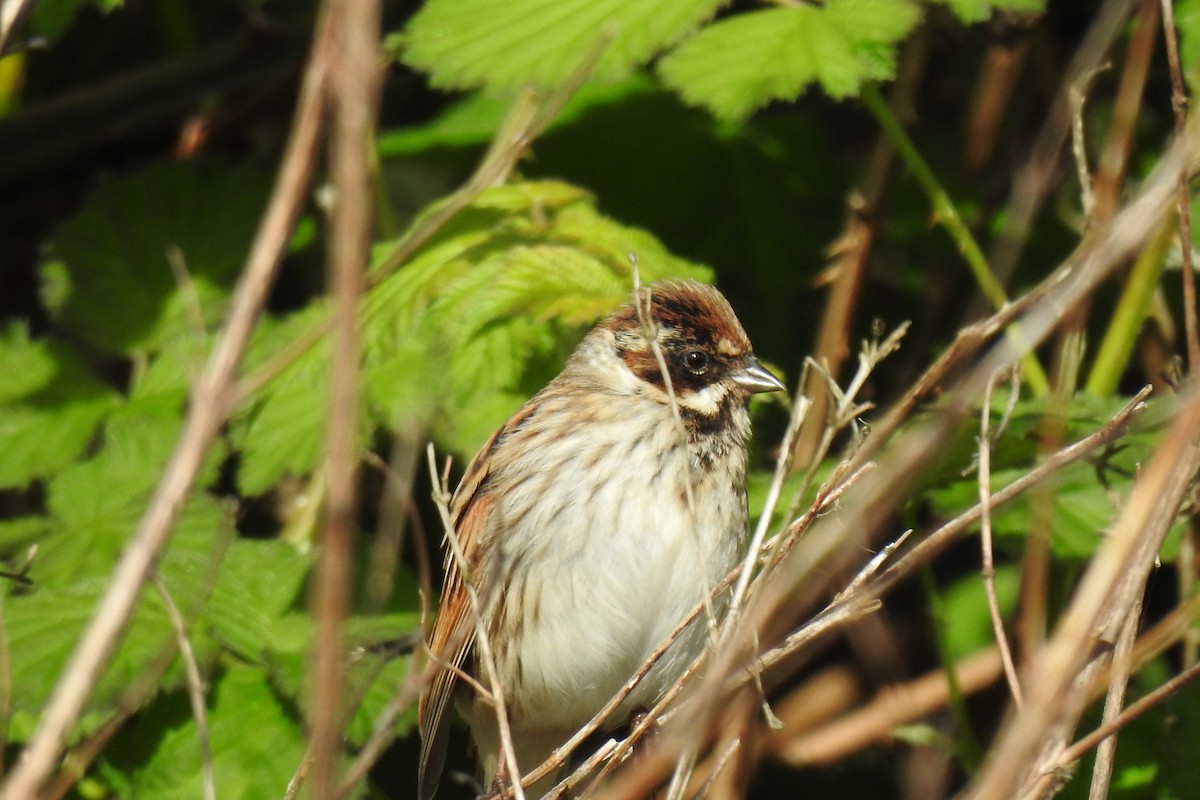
left=418, top=279, right=785, bottom=798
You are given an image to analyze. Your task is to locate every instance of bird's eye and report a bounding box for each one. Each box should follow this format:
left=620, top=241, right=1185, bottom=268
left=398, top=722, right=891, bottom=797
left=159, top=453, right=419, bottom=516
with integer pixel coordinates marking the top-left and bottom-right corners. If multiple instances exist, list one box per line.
left=683, top=350, right=709, bottom=374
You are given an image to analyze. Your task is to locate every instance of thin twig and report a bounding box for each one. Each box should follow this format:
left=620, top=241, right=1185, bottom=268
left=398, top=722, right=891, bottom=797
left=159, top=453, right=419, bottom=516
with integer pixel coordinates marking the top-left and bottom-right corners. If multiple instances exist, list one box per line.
left=725, top=389, right=811, bottom=628
left=1161, top=0, right=1200, bottom=373
left=1161, top=10, right=1200, bottom=690
left=979, top=370, right=1024, bottom=709
left=629, top=263, right=716, bottom=634
left=754, top=387, right=1150, bottom=678
left=153, top=576, right=215, bottom=800
left=692, top=734, right=742, bottom=798
left=628, top=265, right=711, bottom=800
left=1062, top=658, right=1200, bottom=768
left=0, top=10, right=333, bottom=797
left=1086, top=594, right=1141, bottom=800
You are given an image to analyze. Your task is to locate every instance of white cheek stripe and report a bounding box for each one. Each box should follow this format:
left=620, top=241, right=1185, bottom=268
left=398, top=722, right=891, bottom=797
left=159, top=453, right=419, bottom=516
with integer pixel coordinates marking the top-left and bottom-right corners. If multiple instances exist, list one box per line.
left=679, top=382, right=725, bottom=415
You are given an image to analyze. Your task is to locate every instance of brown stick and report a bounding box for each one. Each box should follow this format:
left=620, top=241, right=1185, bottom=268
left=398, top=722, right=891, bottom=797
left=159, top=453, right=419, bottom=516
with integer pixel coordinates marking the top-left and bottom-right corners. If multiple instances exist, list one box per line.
left=308, top=1, right=383, bottom=797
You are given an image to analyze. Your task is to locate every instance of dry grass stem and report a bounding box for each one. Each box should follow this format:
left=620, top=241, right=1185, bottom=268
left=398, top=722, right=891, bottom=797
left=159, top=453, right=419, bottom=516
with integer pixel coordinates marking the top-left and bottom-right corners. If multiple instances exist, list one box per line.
left=153, top=576, right=215, bottom=800
left=1063, top=658, right=1200, bottom=768
left=979, top=370, right=1024, bottom=708
left=692, top=734, right=742, bottom=798
left=1069, top=64, right=1110, bottom=221
left=726, top=389, right=811, bottom=627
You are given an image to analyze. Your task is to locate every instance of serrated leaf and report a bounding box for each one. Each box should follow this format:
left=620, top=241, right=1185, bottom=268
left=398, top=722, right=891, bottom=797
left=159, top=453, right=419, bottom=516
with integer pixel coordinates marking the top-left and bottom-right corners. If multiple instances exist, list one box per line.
left=0, top=325, right=118, bottom=487
left=400, top=0, right=723, bottom=91
left=203, top=539, right=311, bottom=662
left=42, top=159, right=271, bottom=356
left=113, top=663, right=306, bottom=799
left=35, top=406, right=227, bottom=586
left=5, top=511, right=229, bottom=742
left=925, top=394, right=1180, bottom=561
left=235, top=345, right=331, bottom=496
left=258, top=609, right=419, bottom=748
left=659, top=0, right=921, bottom=120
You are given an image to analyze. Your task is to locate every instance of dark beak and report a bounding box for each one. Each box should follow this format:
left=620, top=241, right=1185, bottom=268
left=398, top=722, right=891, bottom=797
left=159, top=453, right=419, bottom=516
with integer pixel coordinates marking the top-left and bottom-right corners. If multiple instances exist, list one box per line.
left=733, top=358, right=786, bottom=394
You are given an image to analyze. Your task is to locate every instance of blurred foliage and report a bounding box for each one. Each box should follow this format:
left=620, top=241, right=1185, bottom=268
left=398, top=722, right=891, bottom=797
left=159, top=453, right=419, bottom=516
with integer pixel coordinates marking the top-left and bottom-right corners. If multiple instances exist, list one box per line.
left=1, top=0, right=1198, bottom=798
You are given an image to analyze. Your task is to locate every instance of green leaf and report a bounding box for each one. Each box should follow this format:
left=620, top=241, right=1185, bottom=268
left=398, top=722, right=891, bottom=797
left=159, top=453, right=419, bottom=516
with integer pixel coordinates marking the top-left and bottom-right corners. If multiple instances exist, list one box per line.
left=378, top=75, right=659, bottom=156
left=930, top=0, right=1045, bottom=25
left=399, top=0, right=723, bottom=90
left=202, top=539, right=311, bottom=663
left=41, top=159, right=271, bottom=356
left=5, top=509, right=230, bottom=742
left=110, top=663, right=306, bottom=799
left=1180, top=0, right=1200, bottom=95
left=31, top=0, right=124, bottom=40
left=659, top=0, right=922, bottom=120
left=0, top=325, right=118, bottom=488
left=259, top=610, right=420, bottom=749
left=940, top=566, right=1020, bottom=661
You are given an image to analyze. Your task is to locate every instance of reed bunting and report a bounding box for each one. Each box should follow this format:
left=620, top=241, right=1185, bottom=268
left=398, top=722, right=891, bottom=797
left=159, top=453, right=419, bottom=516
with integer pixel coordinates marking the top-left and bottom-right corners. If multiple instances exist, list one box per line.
left=418, top=279, right=784, bottom=798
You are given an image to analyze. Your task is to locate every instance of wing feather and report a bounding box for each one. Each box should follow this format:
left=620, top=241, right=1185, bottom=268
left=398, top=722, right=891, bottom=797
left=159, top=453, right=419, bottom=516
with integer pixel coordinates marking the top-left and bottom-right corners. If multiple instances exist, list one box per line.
left=417, top=398, right=543, bottom=799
